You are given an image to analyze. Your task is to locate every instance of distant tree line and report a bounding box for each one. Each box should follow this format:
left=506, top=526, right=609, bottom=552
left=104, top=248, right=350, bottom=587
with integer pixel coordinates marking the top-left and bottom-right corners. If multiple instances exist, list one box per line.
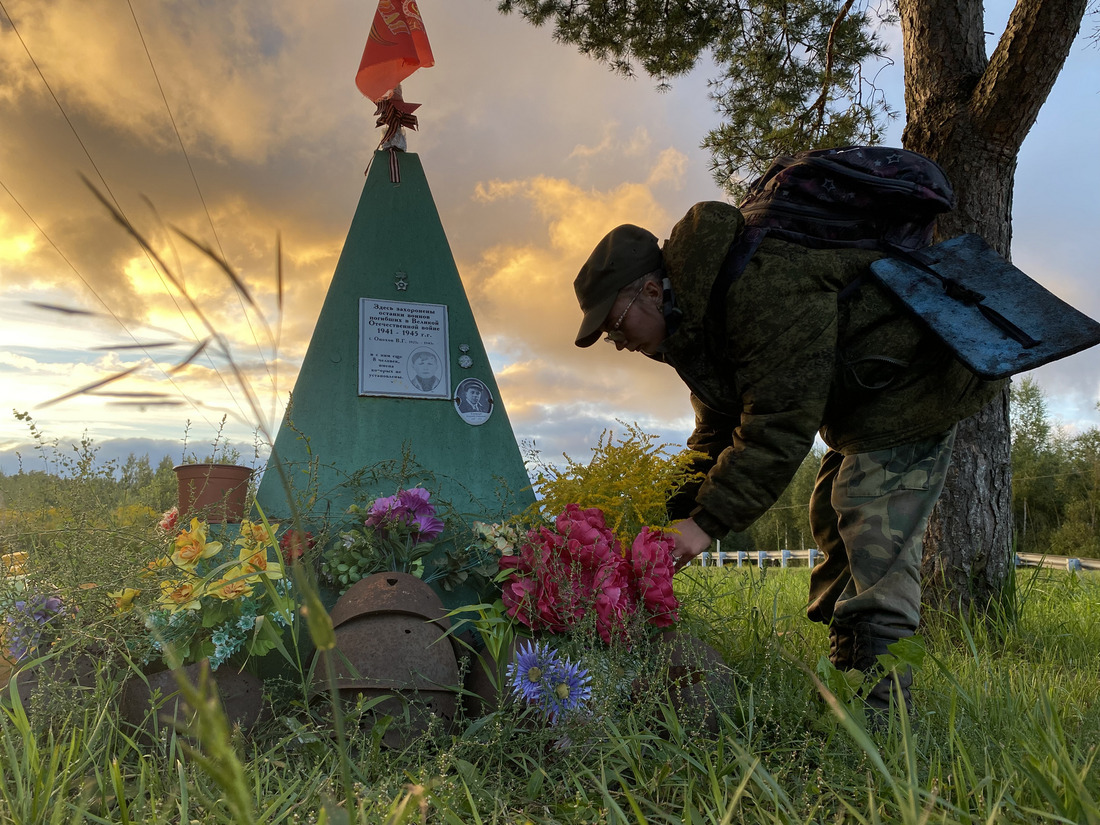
left=0, top=450, right=177, bottom=540
left=1009, top=377, right=1100, bottom=560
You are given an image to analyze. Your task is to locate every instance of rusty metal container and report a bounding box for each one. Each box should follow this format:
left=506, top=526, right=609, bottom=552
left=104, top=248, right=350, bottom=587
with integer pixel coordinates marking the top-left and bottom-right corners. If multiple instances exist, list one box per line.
left=119, top=660, right=265, bottom=739
left=312, top=572, right=460, bottom=747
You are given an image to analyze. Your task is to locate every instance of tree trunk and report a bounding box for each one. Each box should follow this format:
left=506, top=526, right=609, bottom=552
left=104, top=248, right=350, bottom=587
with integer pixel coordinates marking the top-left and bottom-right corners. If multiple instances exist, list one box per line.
left=897, top=0, right=1088, bottom=614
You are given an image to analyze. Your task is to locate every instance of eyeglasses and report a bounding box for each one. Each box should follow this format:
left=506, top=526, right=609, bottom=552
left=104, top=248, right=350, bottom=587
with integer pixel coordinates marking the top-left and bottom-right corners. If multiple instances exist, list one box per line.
left=604, top=283, right=647, bottom=344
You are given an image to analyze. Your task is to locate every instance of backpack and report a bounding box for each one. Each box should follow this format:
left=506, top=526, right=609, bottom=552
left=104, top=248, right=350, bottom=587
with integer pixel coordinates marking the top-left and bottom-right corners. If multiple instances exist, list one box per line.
left=708, top=145, right=1100, bottom=380
left=738, top=146, right=954, bottom=251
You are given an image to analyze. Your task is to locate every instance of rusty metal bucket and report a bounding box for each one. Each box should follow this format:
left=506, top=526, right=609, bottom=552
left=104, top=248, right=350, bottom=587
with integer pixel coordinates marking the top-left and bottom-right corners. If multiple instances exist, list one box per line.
left=312, top=572, right=460, bottom=747
left=329, top=571, right=451, bottom=630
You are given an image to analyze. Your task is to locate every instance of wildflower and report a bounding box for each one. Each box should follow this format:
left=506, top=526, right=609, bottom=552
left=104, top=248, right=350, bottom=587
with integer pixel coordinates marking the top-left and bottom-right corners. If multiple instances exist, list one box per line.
left=237, top=544, right=284, bottom=580
left=3, top=595, right=65, bottom=662
left=142, top=555, right=171, bottom=578
left=171, top=518, right=222, bottom=569
left=209, top=624, right=244, bottom=669
left=279, top=529, right=314, bottom=564
left=541, top=658, right=593, bottom=723
left=108, top=587, right=141, bottom=613
left=473, top=521, right=519, bottom=555
left=498, top=505, right=680, bottom=642
left=506, top=639, right=561, bottom=703
left=237, top=519, right=278, bottom=547
left=364, top=487, right=445, bottom=542
left=627, top=528, right=680, bottom=627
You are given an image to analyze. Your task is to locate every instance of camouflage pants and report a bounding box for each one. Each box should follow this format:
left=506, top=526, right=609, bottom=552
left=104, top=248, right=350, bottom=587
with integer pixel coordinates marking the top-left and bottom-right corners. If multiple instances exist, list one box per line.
left=806, top=427, right=957, bottom=632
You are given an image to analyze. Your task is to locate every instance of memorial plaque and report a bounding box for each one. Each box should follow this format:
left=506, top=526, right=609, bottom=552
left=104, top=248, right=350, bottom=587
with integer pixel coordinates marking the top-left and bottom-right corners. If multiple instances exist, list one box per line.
left=454, top=377, right=493, bottom=426
left=359, top=299, right=450, bottom=398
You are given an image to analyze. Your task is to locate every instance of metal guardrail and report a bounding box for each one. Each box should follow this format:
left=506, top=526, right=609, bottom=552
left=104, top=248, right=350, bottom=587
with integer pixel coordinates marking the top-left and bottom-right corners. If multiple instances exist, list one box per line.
left=691, top=546, right=1100, bottom=572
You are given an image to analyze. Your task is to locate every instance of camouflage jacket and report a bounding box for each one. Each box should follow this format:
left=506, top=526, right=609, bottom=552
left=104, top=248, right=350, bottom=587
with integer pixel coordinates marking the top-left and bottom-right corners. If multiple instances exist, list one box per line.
left=657, top=201, right=1004, bottom=537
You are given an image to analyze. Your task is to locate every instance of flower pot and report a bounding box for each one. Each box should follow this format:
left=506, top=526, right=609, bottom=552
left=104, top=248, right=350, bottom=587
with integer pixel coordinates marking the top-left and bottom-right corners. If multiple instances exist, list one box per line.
left=311, top=572, right=460, bottom=748
left=174, top=463, right=253, bottom=523
left=119, top=660, right=265, bottom=737
left=8, top=650, right=102, bottom=711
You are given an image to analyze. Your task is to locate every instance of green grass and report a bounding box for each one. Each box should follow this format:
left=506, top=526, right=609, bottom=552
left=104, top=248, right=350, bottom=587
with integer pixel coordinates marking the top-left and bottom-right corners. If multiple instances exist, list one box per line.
left=3, top=564, right=1099, bottom=824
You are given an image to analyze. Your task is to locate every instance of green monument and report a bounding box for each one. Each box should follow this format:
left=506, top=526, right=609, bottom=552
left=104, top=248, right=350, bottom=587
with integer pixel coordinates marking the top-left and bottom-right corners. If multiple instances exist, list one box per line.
left=257, top=150, right=535, bottom=552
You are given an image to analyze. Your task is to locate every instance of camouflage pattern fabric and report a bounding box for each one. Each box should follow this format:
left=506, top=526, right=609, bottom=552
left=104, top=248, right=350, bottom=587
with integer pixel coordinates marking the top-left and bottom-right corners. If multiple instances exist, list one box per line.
left=806, top=426, right=957, bottom=631
left=657, top=200, right=1003, bottom=537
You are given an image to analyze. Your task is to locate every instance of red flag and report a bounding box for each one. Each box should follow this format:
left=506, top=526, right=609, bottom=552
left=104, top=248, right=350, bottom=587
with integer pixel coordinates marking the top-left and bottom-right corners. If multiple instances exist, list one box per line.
left=355, top=0, right=435, bottom=103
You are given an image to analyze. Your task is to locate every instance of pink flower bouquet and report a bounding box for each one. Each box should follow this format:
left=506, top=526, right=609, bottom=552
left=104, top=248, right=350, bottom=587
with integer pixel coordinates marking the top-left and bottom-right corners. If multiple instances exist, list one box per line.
left=499, top=504, right=679, bottom=644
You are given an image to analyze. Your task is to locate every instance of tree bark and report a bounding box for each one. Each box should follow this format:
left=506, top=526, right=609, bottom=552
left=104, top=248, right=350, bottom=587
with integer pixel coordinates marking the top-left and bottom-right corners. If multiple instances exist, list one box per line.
left=897, top=0, right=1088, bottom=614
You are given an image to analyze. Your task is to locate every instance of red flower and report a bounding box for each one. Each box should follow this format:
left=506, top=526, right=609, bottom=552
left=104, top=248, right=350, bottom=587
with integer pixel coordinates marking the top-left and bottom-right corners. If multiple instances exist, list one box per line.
left=555, top=504, right=618, bottom=554
left=279, top=529, right=314, bottom=564
left=158, top=506, right=179, bottom=533
left=498, top=506, right=680, bottom=643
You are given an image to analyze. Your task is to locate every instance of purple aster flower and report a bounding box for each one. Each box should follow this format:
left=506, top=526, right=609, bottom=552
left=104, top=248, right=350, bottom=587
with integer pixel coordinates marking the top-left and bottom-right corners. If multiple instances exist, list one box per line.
left=506, top=639, right=560, bottom=703
left=4, top=594, right=65, bottom=663
left=411, top=513, right=445, bottom=542
left=365, top=494, right=400, bottom=529
left=540, top=658, right=592, bottom=723
left=397, top=487, right=434, bottom=518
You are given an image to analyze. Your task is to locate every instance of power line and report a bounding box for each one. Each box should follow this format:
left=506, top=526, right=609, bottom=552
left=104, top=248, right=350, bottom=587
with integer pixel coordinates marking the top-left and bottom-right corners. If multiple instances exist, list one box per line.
left=124, top=0, right=279, bottom=398
left=0, top=176, right=211, bottom=424
left=0, top=0, right=253, bottom=428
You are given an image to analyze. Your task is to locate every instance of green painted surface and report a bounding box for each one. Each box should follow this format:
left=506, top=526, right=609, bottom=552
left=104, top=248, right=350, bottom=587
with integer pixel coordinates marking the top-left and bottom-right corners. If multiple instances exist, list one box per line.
left=257, top=151, right=535, bottom=553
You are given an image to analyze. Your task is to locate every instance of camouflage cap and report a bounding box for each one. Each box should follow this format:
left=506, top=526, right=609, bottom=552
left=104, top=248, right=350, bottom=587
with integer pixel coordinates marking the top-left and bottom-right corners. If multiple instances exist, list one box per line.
left=573, top=224, right=662, bottom=347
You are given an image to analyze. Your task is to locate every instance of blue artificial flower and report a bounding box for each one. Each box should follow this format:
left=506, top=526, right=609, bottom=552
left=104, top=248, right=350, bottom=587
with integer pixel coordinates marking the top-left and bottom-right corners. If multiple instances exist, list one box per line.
left=506, top=639, right=560, bottom=703
left=209, top=623, right=244, bottom=670
left=237, top=614, right=256, bottom=632
left=211, top=627, right=233, bottom=648
left=540, top=658, right=593, bottom=723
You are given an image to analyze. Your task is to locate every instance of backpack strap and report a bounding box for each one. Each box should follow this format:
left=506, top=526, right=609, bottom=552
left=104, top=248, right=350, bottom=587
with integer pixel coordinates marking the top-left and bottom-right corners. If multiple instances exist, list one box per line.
left=704, top=226, right=768, bottom=346
left=885, top=245, right=1041, bottom=349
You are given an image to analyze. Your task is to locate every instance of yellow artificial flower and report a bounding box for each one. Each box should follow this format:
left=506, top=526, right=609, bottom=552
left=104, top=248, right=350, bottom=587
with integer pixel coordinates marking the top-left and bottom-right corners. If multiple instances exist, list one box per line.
left=108, top=587, right=141, bottom=613
left=157, top=578, right=202, bottom=612
left=172, top=518, right=223, bottom=569
left=207, top=567, right=256, bottom=601
left=236, top=519, right=278, bottom=548
left=238, top=545, right=284, bottom=581
left=142, top=555, right=171, bottom=578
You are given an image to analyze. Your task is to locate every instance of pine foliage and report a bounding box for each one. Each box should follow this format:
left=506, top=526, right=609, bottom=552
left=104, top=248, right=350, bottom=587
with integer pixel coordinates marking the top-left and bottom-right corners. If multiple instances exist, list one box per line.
left=498, top=0, right=896, bottom=196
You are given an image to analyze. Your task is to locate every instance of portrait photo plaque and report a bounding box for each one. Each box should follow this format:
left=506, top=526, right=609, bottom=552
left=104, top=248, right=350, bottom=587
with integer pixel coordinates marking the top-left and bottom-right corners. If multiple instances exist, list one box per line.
left=454, top=377, right=494, bottom=426
left=358, top=299, right=450, bottom=398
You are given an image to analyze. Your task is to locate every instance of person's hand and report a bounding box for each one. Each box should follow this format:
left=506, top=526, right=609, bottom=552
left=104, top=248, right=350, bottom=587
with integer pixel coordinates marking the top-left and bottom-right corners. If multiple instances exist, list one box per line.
left=668, top=518, right=712, bottom=572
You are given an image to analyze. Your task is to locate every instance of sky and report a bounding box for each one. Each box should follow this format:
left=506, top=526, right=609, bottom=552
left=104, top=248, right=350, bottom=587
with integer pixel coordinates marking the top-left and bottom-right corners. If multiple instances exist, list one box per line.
left=1, top=0, right=1098, bottom=478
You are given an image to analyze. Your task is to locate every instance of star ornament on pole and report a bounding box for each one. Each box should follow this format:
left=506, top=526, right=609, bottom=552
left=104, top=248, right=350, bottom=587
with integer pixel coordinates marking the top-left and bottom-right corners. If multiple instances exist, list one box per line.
left=374, top=87, right=420, bottom=150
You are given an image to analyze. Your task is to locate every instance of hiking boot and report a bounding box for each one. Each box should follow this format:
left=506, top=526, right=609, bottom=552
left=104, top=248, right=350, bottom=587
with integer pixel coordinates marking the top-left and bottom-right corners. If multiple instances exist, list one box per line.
left=852, top=622, right=914, bottom=717
left=828, top=625, right=855, bottom=671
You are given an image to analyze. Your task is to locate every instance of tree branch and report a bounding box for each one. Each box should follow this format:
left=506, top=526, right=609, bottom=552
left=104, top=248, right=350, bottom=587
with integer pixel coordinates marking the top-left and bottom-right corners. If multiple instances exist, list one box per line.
left=970, top=0, right=1089, bottom=151
left=808, top=0, right=857, bottom=134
